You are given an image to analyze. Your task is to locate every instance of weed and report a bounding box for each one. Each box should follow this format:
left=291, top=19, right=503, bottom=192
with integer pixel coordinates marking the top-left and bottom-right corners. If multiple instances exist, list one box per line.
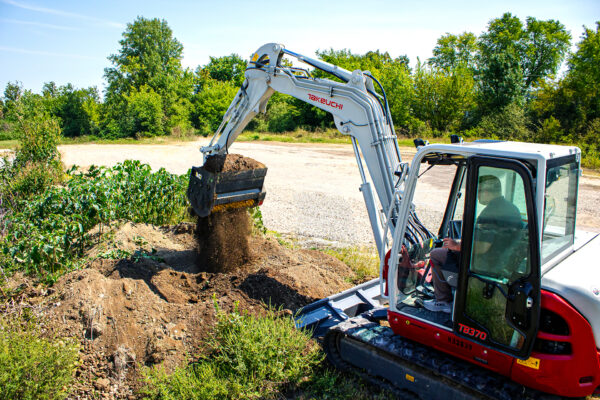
left=141, top=306, right=322, bottom=400
left=0, top=315, right=80, bottom=400
left=132, top=248, right=165, bottom=263
left=296, top=366, right=395, bottom=400
left=1, top=161, right=188, bottom=280
left=249, top=206, right=266, bottom=235
left=97, top=248, right=133, bottom=260
left=323, top=246, right=379, bottom=284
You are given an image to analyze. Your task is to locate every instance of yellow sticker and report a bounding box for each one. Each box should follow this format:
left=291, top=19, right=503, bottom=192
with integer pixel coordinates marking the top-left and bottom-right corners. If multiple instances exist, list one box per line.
left=516, top=356, right=540, bottom=370
left=251, top=53, right=259, bottom=62
left=405, top=374, right=415, bottom=382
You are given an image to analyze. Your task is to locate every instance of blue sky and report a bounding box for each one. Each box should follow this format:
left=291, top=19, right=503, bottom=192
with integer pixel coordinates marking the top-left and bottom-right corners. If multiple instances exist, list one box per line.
left=1, top=0, right=598, bottom=95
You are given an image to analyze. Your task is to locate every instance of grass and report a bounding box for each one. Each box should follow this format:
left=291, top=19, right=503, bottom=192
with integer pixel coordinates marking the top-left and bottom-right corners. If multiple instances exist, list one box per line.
left=0, top=140, right=18, bottom=150
left=237, top=129, right=353, bottom=144
left=140, top=304, right=394, bottom=400
left=260, top=231, right=380, bottom=285
left=322, top=246, right=380, bottom=284
left=59, top=134, right=201, bottom=145
left=141, top=305, right=323, bottom=400
left=0, top=314, right=80, bottom=400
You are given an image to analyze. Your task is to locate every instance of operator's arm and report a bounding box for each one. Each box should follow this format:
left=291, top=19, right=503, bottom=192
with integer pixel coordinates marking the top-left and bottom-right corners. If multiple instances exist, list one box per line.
left=442, top=237, right=461, bottom=252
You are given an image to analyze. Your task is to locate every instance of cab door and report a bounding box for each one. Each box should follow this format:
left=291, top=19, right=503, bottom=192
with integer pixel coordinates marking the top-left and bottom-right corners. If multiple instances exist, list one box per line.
left=453, top=156, right=541, bottom=359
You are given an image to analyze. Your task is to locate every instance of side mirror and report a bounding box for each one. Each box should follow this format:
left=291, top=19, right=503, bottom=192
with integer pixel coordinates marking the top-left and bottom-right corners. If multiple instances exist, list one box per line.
left=450, top=134, right=463, bottom=144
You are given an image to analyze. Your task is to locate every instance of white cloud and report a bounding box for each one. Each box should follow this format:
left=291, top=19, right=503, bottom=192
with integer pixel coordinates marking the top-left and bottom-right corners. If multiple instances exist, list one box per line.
left=1, top=0, right=124, bottom=28
left=0, top=17, right=79, bottom=31
left=0, top=45, right=102, bottom=60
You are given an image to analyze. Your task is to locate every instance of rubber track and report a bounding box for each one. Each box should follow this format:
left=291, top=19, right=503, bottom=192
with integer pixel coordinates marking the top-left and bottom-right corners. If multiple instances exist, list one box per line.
left=323, top=313, right=564, bottom=400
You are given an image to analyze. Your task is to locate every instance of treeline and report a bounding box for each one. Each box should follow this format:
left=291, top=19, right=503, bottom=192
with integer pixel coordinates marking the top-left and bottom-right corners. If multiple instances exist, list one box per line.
left=1, top=15, right=599, bottom=166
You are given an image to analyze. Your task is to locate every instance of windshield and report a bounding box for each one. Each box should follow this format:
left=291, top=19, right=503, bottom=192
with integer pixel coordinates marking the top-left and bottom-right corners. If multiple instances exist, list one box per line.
left=541, top=157, right=579, bottom=263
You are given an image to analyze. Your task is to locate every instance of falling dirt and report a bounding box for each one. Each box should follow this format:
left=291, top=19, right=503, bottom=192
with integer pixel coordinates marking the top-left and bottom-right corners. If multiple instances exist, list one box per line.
left=196, top=153, right=266, bottom=273
left=8, top=221, right=354, bottom=399
left=196, top=208, right=252, bottom=273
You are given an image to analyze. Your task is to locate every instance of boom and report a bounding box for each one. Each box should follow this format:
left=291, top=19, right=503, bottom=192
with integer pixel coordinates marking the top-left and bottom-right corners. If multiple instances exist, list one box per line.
left=200, top=43, right=431, bottom=256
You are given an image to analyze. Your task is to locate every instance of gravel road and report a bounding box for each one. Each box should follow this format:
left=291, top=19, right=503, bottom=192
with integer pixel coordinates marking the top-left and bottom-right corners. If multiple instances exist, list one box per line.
left=58, top=140, right=600, bottom=248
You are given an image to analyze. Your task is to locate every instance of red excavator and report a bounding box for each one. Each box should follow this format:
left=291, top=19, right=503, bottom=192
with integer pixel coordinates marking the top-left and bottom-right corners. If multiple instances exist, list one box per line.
left=187, top=43, right=600, bottom=399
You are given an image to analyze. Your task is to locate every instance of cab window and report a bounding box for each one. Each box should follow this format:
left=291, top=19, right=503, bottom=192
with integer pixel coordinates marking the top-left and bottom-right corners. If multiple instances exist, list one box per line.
left=541, top=157, right=578, bottom=263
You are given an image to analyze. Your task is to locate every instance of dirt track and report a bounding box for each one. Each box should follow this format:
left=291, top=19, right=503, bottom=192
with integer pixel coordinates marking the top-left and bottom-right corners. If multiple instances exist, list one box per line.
left=59, top=140, right=600, bottom=247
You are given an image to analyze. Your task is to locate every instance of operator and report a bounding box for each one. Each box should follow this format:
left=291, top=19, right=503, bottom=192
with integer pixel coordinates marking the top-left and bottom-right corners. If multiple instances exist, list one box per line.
left=423, top=174, right=522, bottom=313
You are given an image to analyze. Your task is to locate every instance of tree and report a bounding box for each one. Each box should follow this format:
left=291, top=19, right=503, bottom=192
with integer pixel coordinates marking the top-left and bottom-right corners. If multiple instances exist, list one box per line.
left=315, top=49, right=413, bottom=130
left=123, top=86, right=165, bottom=137
left=316, top=49, right=409, bottom=78
left=522, top=17, right=572, bottom=88
left=477, top=51, right=524, bottom=111
left=476, top=13, right=570, bottom=113
left=565, top=22, right=600, bottom=129
left=191, top=79, right=238, bottom=136
left=379, top=62, right=414, bottom=129
left=2, top=81, right=24, bottom=122
left=201, top=54, right=247, bottom=87
left=530, top=23, right=600, bottom=135
left=430, top=32, right=477, bottom=71
left=103, top=17, right=193, bottom=137
left=412, top=63, right=476, bottom=133
left=53, top=84, right=100, bottom=137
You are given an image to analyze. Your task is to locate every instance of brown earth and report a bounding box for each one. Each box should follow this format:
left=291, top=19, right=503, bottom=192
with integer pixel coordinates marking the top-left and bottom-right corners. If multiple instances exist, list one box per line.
left=196, top=154, right=265, bottom=272
left=6, top=221, right=353, bottom=399
left=196, top=208, right=252, bottom=273
left=203, top=153, right=265, bottom=173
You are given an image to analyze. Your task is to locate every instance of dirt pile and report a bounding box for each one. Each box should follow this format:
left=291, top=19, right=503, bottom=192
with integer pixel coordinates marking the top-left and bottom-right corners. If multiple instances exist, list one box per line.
left=203, top=153, right=266, bottom=172
left=17, top=221, right=353, bottom=399
left=197, top=153, right=266, bottom=272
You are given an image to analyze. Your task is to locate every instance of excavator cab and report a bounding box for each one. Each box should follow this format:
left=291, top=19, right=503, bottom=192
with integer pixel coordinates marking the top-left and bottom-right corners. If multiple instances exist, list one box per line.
left=389, top=151, right=542, bottom=356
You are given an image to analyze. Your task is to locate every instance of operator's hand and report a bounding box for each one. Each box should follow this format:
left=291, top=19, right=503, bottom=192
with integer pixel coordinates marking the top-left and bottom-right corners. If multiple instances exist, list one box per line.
left=400, top=246, right=425, bottom=269
left=442, top=238, right=461, bottom=252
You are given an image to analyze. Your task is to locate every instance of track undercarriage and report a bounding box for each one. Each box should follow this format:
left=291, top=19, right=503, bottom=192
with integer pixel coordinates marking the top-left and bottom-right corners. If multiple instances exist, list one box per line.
left=323, top=312, right=563, bottom=400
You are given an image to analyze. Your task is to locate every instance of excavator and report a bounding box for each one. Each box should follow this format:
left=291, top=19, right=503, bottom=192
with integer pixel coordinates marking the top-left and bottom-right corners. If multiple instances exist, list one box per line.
left=187, top=43, right=600, bottom=399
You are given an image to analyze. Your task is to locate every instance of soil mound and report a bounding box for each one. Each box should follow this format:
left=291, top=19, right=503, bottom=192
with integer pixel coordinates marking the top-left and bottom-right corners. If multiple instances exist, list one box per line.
left=203, top=153, right=265, bottom=173
left=18, top=221, right=354, bottom=399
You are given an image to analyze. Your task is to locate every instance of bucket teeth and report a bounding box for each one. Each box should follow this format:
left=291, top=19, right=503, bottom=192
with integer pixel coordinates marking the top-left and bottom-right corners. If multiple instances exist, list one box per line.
left=187, top=165, right=267, bottom=217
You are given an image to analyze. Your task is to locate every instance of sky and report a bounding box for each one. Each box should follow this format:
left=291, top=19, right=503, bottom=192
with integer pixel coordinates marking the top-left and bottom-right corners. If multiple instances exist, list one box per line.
left=0, top=0, right=598, bottom=95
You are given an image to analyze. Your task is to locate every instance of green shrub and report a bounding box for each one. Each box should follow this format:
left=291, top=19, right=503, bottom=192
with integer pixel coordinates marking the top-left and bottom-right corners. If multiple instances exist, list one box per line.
left=0, top=316, right=79, bottom=400
left=476, top=103, right=531, bottom=141
left=266, top=100, right=301, bottom=133
left=535, top=116, right=565, bottom=144
left=4, top=160, right=63, bottom=203
left=2, top=161, right=189, bottom=280
left=0, top=94, right=64, bottom=208
left=249, top=206, right=266, bottom=235
left=141, top=306, right=323, bottom=400
left=124, top=86, right=166, bottom=138
left=191, top=80, right=238, bottom=136
left=14, top=107, right=61, bottom=167
left=580, top=118, right=600, bottom=169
